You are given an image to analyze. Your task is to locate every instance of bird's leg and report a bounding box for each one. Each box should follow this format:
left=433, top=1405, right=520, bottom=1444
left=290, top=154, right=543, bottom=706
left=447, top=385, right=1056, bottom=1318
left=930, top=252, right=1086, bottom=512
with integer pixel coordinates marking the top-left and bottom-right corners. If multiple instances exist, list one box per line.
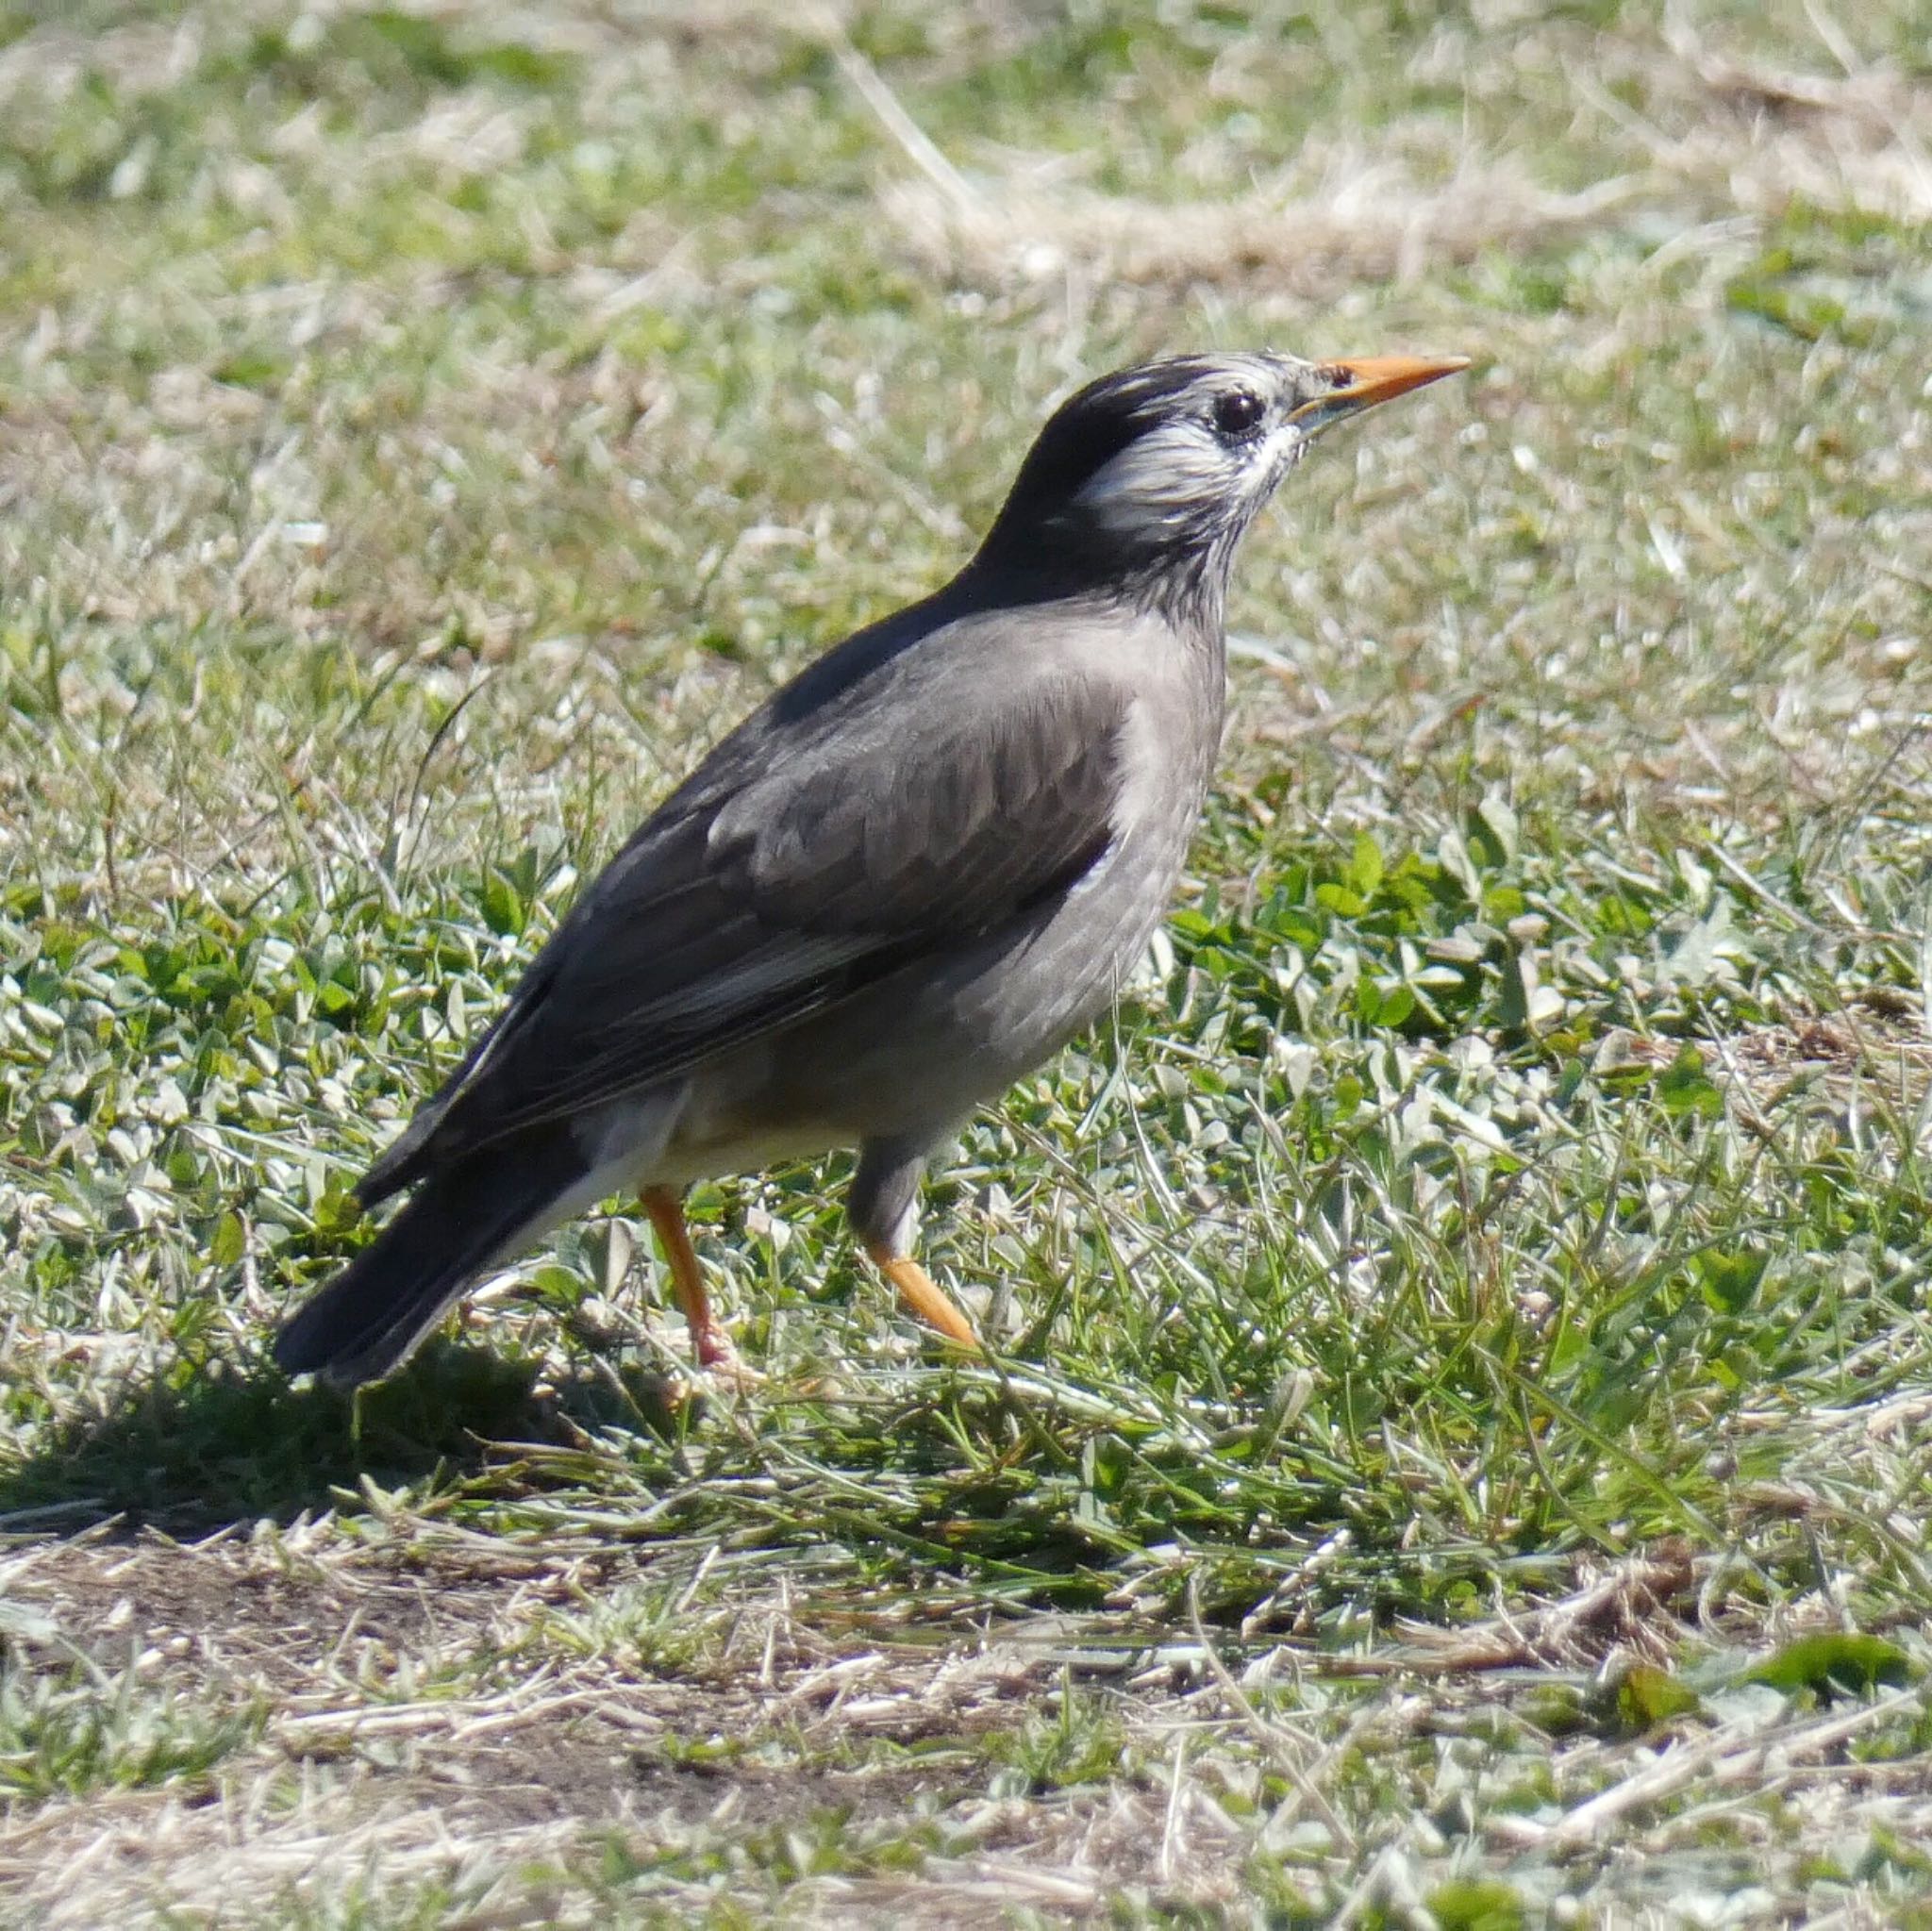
left=640, top=1186, right=742, bottom=1372
left=863, top=1243, right=981, bottom=1351
left=850, top=1137, right=981, bottom=1352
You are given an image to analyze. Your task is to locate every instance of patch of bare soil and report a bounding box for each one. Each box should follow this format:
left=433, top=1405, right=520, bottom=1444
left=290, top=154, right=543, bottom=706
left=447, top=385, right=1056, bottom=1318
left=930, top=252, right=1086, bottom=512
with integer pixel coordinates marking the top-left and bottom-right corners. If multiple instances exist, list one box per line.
left=0, top=1531, right=1196, bottom=1924
left=4, top=1522, right=1929, bottom=1923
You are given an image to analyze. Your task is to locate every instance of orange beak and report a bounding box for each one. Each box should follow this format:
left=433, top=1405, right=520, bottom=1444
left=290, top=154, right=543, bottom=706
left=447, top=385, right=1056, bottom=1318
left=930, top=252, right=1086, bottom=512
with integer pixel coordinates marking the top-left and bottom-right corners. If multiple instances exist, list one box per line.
left=1289, top=353, right=1472, bottom=434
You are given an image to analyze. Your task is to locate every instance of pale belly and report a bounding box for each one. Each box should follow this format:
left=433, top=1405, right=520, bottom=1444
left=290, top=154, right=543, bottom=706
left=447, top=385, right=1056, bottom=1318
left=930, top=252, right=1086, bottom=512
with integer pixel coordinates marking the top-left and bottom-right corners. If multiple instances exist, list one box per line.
left=583, top=817, right=1186, bottom=1192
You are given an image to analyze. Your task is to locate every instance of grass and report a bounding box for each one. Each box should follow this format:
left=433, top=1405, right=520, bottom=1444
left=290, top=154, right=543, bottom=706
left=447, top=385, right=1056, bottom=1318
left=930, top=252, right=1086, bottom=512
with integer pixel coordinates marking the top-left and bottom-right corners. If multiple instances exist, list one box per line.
left=2, top=0, right=1932, bottom=1922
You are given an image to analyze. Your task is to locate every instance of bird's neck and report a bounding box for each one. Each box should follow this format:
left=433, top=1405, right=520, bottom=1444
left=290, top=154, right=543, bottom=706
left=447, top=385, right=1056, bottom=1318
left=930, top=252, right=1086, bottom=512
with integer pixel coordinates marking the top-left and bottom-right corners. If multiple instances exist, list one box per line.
left=960, top=524, right=1238, bottom=647
left=1133, top=540, right=1234, bottom=642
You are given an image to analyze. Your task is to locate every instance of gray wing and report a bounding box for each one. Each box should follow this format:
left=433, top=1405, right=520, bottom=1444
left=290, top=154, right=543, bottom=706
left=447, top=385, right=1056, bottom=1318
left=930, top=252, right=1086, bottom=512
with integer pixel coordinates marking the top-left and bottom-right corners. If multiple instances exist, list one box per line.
left=361, top=646, right=1130, bottom=1200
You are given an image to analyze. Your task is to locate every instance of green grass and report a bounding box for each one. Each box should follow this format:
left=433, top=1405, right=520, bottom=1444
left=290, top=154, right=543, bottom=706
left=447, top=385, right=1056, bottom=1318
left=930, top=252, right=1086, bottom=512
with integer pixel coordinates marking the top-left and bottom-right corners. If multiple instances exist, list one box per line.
left=3, top=0, right=1932, bottom=1923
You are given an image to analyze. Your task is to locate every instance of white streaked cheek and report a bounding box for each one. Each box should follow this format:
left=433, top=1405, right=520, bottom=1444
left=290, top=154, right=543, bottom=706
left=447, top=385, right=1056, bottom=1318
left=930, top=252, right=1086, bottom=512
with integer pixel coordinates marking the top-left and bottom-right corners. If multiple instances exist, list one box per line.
left=1244, top=424, right=1306, bottom=499
left=1071, top=424, right=1241, bottom=533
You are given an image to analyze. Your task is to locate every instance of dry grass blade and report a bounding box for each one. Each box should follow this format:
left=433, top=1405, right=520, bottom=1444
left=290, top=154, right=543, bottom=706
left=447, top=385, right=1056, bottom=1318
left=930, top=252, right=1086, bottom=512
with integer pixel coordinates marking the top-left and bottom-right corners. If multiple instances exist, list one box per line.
left=1497, top=1686, right=1929, bottom=1854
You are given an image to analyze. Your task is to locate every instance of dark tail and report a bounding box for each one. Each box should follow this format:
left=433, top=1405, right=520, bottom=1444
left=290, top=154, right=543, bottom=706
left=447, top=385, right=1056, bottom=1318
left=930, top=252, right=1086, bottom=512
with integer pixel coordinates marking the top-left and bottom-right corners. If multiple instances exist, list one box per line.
left=273, top=1137, right=585, bottom=1388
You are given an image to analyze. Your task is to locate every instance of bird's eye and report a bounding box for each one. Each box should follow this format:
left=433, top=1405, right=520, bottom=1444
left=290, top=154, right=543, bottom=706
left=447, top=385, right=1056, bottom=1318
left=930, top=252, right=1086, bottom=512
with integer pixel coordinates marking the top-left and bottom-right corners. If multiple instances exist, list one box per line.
left=1211, top=388, right=1267, bottom=441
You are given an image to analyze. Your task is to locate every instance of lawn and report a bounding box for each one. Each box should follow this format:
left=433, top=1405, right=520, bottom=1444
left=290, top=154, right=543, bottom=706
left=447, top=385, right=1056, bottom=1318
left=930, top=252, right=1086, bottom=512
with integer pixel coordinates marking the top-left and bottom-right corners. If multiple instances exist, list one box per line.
left=2, top=0, right=1931, bottom=1923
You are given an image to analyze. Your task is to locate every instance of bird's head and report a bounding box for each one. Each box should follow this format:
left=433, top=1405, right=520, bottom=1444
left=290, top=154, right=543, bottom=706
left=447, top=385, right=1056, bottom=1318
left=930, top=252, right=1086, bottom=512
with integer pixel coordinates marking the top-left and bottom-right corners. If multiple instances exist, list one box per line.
left=974, top=350, right=1468, bottom=623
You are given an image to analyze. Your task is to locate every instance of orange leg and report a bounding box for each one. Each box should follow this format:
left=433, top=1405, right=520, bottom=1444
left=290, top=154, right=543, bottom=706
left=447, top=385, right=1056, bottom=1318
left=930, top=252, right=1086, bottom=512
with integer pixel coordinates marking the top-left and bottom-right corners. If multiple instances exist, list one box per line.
left=863, top=1243, right=981, bottom=1352
left=641, top=1187, right=741, bottom=1371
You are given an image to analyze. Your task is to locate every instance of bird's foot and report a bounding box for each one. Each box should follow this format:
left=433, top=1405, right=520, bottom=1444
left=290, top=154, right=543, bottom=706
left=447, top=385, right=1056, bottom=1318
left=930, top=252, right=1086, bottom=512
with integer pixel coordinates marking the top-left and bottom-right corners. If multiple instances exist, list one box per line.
left=865, top=1245, right=983, bottom=1353
left=691, top=1322, right=765, bottom=1390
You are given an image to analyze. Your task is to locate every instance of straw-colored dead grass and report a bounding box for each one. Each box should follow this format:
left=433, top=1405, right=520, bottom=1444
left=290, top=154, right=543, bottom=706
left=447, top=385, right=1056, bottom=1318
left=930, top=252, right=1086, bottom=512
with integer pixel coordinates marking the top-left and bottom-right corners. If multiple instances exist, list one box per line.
left=870, top=11, right=1932, bottom=291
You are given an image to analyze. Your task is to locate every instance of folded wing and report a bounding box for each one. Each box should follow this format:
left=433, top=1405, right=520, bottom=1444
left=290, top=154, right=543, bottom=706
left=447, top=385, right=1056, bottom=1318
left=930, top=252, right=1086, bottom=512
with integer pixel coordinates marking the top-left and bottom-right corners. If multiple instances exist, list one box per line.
left=361, top=645, right=1131, bottom=1202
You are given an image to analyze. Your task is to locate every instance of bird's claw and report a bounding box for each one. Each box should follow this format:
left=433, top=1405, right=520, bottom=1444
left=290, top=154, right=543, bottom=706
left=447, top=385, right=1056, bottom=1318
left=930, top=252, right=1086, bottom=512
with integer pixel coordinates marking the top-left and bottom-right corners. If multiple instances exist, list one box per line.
left=691, top=1324, right=765, bottom=1390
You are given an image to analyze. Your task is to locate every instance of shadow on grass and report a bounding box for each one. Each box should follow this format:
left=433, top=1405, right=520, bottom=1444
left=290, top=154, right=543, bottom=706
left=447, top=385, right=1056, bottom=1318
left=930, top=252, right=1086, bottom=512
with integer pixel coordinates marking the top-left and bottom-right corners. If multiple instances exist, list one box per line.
left=0, top=1343, right=592, bottom=1536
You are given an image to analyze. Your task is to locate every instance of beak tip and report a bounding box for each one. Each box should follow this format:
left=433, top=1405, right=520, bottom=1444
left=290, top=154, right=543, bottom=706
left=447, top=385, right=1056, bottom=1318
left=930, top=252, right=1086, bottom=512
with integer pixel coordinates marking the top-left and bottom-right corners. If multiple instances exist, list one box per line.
left=1290, top=351, right=1472, bottom=429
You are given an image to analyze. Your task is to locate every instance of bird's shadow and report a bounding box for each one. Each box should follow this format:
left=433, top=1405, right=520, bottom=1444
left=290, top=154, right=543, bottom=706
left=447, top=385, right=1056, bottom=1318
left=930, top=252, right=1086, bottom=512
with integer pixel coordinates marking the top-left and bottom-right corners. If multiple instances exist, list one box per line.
left=0, top=1344, right=660, bottom=1539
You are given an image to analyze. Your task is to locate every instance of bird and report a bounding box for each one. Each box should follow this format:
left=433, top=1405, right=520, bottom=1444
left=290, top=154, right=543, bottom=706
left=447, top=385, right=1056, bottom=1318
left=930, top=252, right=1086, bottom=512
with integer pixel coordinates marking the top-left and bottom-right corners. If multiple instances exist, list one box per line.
left=273, top=348, right=1468, bottom=1387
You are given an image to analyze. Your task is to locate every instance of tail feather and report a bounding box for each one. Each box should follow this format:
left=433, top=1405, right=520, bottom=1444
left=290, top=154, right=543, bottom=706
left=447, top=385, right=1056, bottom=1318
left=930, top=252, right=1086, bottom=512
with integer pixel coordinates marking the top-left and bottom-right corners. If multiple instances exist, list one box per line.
left=274, top=1137, right=585, bottom=1388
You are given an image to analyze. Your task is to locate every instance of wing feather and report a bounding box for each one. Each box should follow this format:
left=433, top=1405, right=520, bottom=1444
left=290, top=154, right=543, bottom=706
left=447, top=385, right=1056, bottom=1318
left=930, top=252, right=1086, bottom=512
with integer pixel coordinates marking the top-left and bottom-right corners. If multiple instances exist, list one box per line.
left=363, top=636, right=1132, bottom=1198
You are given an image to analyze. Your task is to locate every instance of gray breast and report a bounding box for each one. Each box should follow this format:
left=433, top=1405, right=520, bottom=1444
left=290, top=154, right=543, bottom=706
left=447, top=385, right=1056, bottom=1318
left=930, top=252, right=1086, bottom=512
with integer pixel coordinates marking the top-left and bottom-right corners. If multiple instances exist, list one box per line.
left=675, top=694, right=1215, bottom=1160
